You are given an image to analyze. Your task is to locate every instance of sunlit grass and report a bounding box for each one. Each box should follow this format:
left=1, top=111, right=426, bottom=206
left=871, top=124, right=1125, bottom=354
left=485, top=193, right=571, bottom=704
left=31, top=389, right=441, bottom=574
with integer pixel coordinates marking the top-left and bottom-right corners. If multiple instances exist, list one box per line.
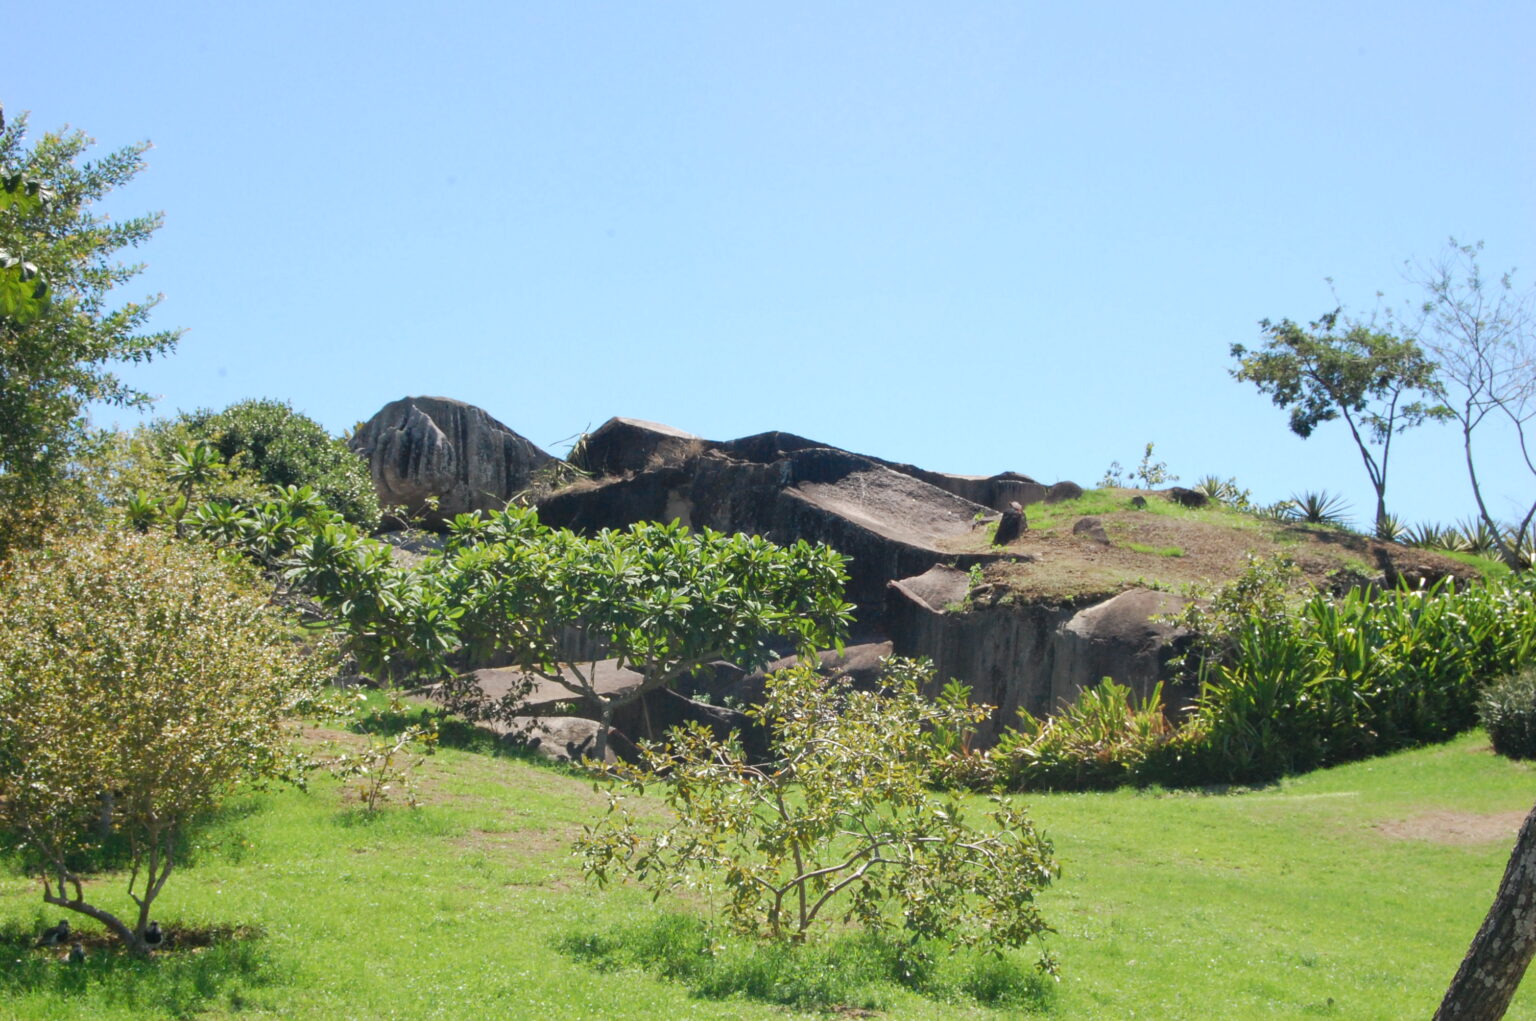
left=1122, top=541, right=1184, bottom=557
left=1, top=729, right=1532, bottom=1018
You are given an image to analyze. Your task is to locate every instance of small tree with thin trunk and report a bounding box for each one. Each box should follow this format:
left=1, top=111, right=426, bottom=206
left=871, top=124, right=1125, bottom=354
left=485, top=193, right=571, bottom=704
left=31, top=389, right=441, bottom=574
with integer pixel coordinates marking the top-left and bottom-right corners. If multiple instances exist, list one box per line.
left=1395, top=239, right=1536, bottom=571
left=0, top=529, right=324, bottom=955
left=1231, top=310, right=1448, bottom=538
left=578, top=658, right=1059, bottom=964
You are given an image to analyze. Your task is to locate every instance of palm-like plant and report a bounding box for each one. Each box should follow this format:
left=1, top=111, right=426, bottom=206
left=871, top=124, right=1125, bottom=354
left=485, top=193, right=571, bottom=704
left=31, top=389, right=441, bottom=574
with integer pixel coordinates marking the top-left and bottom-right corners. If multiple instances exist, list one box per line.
left=1255, top=500, right=1296, bottom=522
left=1375, top=513, right=1408, bottom=542
left=165, top=441, right=223, bottom=498
left=1286, top=490, right=1353, bottom=528
left=1404, top=521, right=1451, bottom=550
left=1454, top=517, right=1501, bottom=556
left=1193, top=475, right=1252, bottom=509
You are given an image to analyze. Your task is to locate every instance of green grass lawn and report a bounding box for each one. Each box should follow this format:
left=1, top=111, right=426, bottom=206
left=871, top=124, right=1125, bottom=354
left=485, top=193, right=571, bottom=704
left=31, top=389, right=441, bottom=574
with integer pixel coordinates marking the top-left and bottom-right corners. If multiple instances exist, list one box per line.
left=2, top=730, right=1533, bottom=1019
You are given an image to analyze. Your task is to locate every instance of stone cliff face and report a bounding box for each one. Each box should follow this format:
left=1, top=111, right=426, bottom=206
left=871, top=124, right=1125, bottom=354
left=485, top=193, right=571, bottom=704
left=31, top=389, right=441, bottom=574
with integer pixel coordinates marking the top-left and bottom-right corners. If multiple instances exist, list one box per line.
left=541, top=443, right=1004, bottom=632
left=349, top=396, right=555, bottom=526
left=885, top=567, right=1194, bottom=740
left=360, top=400, right=1458, bottom=753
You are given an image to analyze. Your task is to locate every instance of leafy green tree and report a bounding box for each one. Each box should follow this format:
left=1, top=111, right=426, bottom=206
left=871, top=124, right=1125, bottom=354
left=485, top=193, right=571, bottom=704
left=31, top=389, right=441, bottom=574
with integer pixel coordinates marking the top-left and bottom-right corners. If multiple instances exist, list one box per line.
left=578, top=658, right=1058, bottom=965
left=113, top=400, right=380, bottom=529
left=439, top=510, right=854, bottom=760
left=1231, top=310, right=1448, bottom=537
left=0, top=111, right=180, bottom=555
left=0, top=529, right=327, bottom=955
left=189, top=399, right=379, bottom=527
left=179, top=500, right=851, bottom=763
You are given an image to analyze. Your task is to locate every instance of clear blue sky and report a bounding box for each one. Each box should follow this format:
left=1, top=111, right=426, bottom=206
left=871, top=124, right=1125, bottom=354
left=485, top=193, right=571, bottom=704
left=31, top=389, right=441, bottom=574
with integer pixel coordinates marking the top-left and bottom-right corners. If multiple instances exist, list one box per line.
left=9, top=1, right=1534, bottom=528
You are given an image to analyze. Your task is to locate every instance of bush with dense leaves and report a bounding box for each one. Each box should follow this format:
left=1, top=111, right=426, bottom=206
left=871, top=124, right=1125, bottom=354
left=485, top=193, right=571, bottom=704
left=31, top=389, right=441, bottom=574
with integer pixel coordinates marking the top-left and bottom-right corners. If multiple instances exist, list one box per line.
left=0, top=528, right=327, bottom=953
left=116, top=399, right=378, bottom=529
left=983, top=563, right=1536, bottom=790
left=1479, top=668, right=1536, bottom=760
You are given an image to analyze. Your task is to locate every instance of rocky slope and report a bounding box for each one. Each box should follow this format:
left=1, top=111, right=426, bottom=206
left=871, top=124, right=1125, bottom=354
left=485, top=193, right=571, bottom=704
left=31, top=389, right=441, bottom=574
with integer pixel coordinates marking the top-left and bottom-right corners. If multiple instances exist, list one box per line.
left=353, top=397, right=1481, bottom=755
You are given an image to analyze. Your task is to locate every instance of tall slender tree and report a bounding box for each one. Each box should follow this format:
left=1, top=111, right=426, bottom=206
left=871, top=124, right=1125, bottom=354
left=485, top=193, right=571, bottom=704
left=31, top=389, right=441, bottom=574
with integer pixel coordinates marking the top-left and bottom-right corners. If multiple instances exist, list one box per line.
left=1394, top=240, right=1536, bottom=571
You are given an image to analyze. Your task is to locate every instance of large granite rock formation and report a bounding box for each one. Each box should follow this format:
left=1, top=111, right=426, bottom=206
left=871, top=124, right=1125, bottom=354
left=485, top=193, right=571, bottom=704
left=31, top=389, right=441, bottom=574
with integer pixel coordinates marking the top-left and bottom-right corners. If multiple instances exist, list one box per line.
left=540, top=441, right=1014, bottom=630
left=353, top=398, right=1188, bottom=751
left=350, top=396, right=556, bottom=526
left=885, top=567, right=1194, bottom=740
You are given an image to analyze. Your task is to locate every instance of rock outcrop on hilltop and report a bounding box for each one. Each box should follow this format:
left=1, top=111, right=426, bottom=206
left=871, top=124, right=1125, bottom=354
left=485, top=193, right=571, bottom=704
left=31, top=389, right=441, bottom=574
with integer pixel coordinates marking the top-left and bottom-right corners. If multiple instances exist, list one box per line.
left=350, top=398, right=1480, bottom=758
left=349, top=396, right=555, bottom=526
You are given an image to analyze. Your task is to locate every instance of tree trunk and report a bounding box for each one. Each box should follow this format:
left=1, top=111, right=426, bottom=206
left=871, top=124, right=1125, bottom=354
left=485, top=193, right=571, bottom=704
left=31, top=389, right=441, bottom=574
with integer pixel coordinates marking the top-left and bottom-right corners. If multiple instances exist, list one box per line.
left=593, top=701, right=613, bottom=763
left=1436, top=801, right=1536, bottom=1020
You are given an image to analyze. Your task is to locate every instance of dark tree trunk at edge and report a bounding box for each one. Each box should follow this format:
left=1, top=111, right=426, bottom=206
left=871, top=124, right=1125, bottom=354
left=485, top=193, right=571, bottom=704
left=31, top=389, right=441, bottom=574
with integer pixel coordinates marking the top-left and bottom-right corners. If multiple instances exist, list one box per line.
left=1436, top=800, right=1536, bottom=1020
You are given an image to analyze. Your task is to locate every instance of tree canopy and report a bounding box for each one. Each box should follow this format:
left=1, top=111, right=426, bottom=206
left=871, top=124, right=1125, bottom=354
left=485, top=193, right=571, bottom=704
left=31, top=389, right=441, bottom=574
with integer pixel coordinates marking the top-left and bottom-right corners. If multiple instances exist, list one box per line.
left=1231, top=310, right=1447, bottom=535
left=0, top=111, right=179, bottom=554
left=115, top=399, right=380, bottom=528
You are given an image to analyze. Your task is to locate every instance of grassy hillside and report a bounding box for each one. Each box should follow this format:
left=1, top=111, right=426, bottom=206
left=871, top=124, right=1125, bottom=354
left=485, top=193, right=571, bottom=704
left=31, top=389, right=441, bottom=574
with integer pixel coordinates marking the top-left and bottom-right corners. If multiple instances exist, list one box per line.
left=3, top=724, right=1532, bottom=1019
left=940, top=488, right=1498, bottom=603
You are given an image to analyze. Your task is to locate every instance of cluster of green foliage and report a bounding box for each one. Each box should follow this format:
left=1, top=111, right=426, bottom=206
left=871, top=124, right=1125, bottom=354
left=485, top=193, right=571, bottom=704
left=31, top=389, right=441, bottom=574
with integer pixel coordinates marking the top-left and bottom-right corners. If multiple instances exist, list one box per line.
left=142, top=490, right=853, bottom=759
left=436, top=510, right=854, bottom=758
left=973, top=557, right=1536, bottom=790
left=1394, top=516, right=1536, bottom=569
left=1177, top=577, right=1536, bottom=782
left=0, top=113, right=180, bottom=555
left=112, top=399, right=379, bottom=529
left=995, top=680, right=1177, bottom=791
left=1190, top=474, right=1253, bottom=509
left=0, top=529, right=327, bottom=954
left=578, top=658, right=1058, bottom=966
left=1479, top=667, right=1536, bottom=761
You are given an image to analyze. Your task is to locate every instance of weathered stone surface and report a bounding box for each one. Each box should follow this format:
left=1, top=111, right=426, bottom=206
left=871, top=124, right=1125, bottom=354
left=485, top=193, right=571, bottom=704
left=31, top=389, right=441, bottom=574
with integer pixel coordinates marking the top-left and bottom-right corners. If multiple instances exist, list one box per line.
left=469, top=658, right=645, bottom=717
left=540, top=446, right=1002, bottom=630
left=1046, top=588, right=1192, bottom=713
left=886, top=576, right=1191, bottom=743
left=1072, top=516, right=1110, bottom=544
left=711, top=433, right=1061, bottom=512
left=1045, top=481, right=1085, bottom=503
left=1164, top=486, right=1209, bottom=508
left=501, top=716, right=637, bottom=764
left=882, top=467, right=1051, bottom=511
left=350, top=396, right=555, bottom=526
left=993, top=507, right=1025, bottom=546
left=575, top=417, right=705, bottom=477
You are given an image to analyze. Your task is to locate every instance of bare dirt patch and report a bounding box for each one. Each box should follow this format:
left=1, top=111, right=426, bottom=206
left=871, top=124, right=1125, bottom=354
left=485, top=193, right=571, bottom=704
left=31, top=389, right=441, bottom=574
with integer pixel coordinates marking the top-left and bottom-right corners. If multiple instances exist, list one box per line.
left=1374, top=810, right=1528, bottom=845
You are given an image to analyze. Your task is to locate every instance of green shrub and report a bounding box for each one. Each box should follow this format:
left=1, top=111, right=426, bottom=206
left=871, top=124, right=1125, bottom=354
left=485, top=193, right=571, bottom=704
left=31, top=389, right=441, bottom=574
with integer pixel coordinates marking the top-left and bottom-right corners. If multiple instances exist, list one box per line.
left=1479, top=667, right=1536, bottom=760
left=579, top=659, right=1058, bottom=965
left=115, top=400, right=378, bottom=529
left=997, top=680, right=1179, bottom=791
left=0, top=528, right=329, bottom=953
left=559, top=913, right=1056, bottom=1012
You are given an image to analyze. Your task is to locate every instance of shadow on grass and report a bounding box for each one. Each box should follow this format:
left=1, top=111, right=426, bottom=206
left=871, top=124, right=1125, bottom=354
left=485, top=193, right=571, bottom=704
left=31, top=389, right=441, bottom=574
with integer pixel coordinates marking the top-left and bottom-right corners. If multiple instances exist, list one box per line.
left=348, top=703, right=553, bottom=763
left=557, top=913, right=1056, bottom=1014
left=0, top=919, right=277, bottom=1017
